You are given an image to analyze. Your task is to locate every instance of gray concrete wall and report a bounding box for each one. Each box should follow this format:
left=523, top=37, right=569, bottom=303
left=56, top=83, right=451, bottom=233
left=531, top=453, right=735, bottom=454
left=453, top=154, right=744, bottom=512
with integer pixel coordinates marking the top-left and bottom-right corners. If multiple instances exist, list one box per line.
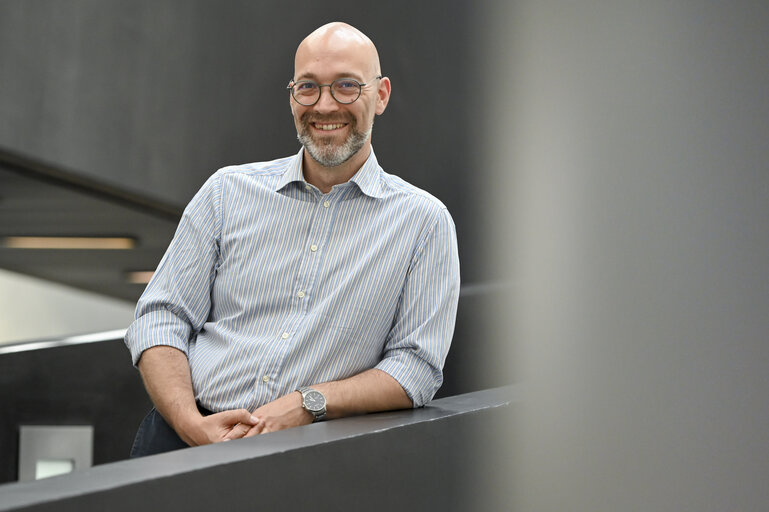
left=1, top=0, right=294, bottom=206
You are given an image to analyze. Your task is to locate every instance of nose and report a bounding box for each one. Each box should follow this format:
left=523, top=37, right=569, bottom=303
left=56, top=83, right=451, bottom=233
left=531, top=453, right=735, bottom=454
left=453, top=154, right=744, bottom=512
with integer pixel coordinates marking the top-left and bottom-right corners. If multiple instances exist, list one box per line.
left=313, top=85, right=339, bottom=114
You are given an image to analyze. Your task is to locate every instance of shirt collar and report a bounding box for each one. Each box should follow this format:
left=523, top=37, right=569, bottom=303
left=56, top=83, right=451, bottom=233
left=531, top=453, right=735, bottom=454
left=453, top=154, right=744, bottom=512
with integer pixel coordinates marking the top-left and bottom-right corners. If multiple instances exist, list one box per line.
left=274, top=149, right=307, bottom=191
left=275, top=147, right=384, bottom=199
left=349, top=148, right=384, bottom=199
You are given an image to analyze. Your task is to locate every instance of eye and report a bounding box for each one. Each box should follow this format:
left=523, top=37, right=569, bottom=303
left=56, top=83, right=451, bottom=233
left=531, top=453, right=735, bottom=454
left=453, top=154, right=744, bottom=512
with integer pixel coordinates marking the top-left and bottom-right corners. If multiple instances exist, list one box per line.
left=334, top=79, right=359, bottom=90
left=294, top=81, right=318, bottom=92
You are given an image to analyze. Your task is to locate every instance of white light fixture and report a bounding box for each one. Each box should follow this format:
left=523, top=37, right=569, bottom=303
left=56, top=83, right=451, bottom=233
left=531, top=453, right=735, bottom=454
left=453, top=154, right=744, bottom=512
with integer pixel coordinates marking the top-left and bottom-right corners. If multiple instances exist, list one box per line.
left=1, top=236, right=136, bottom=250
left=126, top=270, right=155, bottom=284
left=35, top=459, right=75, bottom=480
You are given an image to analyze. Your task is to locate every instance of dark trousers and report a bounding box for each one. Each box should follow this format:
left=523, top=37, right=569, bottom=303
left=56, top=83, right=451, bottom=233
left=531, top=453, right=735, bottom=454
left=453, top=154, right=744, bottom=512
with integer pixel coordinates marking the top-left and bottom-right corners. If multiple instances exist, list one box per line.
left=130, top=405, right=213, bottom=458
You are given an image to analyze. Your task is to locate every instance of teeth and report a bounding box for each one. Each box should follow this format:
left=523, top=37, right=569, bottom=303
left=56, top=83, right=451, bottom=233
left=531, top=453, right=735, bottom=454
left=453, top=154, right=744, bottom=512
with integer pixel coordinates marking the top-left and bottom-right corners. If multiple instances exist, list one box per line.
left=315, top=123, right=345, bottom=131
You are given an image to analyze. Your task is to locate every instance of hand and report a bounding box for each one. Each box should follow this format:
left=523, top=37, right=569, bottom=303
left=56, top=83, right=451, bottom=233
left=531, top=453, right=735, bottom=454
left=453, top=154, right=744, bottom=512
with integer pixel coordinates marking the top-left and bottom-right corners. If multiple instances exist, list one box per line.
left=244, top=392, right=313, bottom=437
left=180, top=409, right=265, bottom=446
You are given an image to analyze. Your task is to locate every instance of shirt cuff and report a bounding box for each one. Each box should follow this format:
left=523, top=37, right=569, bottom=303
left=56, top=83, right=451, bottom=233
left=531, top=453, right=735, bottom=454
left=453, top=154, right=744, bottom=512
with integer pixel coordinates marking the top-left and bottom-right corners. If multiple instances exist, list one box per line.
left=375, top=351, right=443, bottom=408
left=124, top=308, right=192, bottom=366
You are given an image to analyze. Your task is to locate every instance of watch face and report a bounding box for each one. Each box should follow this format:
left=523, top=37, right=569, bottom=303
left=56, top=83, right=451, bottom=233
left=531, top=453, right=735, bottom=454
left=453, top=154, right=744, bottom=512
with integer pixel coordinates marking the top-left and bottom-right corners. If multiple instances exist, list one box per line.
left=304, top=390, right=325, bottom=412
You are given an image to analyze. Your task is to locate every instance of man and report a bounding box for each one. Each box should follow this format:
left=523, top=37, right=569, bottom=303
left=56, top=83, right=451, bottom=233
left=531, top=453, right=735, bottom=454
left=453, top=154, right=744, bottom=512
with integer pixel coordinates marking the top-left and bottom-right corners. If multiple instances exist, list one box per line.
left=125, top=22, right=460, bottom=456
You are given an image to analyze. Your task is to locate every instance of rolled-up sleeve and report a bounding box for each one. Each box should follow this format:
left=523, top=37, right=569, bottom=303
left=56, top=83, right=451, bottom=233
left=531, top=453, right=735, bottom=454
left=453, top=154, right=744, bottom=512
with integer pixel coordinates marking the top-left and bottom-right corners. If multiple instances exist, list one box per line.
left=124, top=174, right=222, bottom=366
left=375, top=208, right=461, bottom=407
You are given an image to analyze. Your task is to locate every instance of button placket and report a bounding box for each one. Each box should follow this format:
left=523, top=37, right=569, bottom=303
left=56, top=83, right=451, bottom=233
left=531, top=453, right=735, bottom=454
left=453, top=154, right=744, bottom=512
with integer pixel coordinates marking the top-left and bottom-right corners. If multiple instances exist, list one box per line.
left=296, top=194, right=331, bottom=305
left=257, top=188, right=325, bottom=403
left=308, top=196, right=330, bottom=257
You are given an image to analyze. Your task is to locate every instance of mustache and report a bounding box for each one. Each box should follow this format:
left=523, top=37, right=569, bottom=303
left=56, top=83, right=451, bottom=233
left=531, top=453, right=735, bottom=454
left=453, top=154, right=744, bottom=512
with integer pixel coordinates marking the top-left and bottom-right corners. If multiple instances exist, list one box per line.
left=300, top=112, right=354, bottom=125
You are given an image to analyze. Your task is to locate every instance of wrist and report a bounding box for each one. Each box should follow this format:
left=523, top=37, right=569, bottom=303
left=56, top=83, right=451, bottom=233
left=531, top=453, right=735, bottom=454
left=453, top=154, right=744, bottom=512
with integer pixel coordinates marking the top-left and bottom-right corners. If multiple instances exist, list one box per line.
left=294, top=391, right=313, bottom=421
left=171, top=408, right=205, bottom=446
left=297, top=387, right=327, bottom=422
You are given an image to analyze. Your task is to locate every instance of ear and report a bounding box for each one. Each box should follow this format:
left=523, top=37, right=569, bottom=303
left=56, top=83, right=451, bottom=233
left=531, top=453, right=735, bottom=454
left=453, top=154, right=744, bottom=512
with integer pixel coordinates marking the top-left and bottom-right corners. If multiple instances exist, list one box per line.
left=375, top=76, right=391, bottom=115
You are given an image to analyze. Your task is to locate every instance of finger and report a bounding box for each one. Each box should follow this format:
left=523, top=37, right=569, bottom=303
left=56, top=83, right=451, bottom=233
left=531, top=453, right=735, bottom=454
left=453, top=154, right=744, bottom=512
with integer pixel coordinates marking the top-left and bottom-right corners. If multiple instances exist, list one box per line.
left=237, top=422, right=252, bottom=437
left=223, top=426, right=243, bottom=441
left=217, top=408, right=260, bottom=426
left=243, top=419, right=265, bottom=438
left=223, top=422, right=253, bottom=441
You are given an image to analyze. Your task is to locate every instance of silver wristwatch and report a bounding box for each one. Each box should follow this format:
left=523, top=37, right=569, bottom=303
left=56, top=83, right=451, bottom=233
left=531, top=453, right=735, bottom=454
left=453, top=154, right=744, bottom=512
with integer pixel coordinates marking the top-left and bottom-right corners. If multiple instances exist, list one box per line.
left=297, top=386, right=327, bottom=422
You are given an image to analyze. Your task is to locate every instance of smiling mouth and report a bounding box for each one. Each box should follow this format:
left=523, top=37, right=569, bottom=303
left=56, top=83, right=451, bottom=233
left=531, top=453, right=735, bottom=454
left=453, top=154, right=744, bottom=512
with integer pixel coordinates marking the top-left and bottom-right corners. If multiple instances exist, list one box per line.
left=312, top=122, right=347, bottom=131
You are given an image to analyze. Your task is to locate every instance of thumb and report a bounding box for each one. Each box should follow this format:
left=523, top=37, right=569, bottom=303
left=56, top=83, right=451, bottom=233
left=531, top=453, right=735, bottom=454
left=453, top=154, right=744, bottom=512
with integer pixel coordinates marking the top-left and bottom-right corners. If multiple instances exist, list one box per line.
left=218, top=408, right=260, bottom=426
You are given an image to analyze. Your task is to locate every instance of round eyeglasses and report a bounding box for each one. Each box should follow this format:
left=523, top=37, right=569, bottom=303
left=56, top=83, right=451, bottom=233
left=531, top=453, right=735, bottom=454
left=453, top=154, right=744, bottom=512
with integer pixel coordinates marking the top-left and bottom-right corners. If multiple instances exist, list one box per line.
left=287, top=76, right=382, bottom=106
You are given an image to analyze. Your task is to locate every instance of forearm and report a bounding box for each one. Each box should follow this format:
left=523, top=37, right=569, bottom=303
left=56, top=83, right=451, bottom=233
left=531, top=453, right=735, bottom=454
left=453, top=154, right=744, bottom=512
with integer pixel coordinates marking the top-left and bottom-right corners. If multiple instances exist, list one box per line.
left=248, top=368, right=411, bottom=435
left=136, top=345, right=202, bottom=444
left=313, top=368, right=412, bottom=419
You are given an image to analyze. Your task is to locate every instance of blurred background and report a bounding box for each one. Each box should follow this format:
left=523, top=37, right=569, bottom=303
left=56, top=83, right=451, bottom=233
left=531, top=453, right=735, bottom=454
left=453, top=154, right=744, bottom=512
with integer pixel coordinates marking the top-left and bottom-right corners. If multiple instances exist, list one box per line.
left=1, top=1, right=768, bottom=510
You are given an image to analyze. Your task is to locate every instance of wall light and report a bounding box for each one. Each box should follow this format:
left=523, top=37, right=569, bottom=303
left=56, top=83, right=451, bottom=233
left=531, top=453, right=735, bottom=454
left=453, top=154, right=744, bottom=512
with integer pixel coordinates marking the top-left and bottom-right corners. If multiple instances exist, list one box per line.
left=1, top=236, right=136, bottom=250
left=126, top=270, right=155, bottom=284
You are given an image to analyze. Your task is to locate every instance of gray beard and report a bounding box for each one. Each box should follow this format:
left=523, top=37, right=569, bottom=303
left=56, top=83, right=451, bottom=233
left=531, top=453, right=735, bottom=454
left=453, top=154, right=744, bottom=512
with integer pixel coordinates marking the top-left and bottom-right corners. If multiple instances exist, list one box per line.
left=297, top=121, right=372, bottom=168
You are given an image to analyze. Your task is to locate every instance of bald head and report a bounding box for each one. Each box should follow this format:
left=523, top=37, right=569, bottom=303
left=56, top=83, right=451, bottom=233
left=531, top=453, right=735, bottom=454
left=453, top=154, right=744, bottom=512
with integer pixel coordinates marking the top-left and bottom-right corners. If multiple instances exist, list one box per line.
left=294, top=22, right=381, bottom=80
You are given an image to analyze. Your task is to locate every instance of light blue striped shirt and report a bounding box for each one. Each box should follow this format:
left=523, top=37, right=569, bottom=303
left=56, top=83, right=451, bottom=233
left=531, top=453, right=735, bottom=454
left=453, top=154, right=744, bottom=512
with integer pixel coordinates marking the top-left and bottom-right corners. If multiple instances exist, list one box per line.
left=125, top=148, right=460, bottom=410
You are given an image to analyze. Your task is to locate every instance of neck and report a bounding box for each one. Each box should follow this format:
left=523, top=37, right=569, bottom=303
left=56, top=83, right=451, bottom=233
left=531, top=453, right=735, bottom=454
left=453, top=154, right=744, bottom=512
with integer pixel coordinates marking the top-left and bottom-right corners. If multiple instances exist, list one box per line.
left=302, top=144, right=371, bottom=194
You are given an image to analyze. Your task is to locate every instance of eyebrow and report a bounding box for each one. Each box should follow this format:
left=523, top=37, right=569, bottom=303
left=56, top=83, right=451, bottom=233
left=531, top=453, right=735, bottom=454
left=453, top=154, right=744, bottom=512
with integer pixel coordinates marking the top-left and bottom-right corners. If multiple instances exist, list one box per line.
left=295, top=72, right=365, bottom=82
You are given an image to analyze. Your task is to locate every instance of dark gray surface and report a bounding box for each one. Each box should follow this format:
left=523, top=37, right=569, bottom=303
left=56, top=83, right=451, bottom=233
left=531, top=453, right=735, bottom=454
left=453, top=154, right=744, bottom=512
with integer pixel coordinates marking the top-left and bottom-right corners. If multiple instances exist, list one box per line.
left=0, top=338, right=151, bottom=484
left=0, top=386, right=516, bottom=512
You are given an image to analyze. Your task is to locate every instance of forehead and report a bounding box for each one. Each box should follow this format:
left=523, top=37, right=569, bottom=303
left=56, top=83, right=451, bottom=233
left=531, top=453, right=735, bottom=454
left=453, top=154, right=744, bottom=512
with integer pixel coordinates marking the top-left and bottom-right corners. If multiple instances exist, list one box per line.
left=294, top=32, right=377, bottom=81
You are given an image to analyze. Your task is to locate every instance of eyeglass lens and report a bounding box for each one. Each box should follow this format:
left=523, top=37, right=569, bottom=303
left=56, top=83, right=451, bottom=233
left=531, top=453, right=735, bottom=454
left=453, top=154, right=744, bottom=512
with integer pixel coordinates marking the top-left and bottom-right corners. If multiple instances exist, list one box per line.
left=292, top=79, right=362, bottom=105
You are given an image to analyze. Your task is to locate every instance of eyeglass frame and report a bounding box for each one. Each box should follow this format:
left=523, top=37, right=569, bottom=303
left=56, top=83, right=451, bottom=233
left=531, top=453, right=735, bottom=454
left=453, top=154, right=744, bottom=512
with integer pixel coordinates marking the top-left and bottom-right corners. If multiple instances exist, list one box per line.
left=286, top=76, right=383, bottom=106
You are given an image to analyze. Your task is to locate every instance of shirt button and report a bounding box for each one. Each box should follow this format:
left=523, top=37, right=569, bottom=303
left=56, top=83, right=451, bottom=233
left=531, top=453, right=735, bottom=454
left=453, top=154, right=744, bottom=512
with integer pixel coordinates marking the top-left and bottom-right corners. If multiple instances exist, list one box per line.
left=323, top=201, right=330, bottom=208
left=281, top=332, right=289, bottom=339
left=310, top=244, right=318, bottom=252
left=262, top=375, right=270, bottom=383
left=297, top=291, right=305, bottom=298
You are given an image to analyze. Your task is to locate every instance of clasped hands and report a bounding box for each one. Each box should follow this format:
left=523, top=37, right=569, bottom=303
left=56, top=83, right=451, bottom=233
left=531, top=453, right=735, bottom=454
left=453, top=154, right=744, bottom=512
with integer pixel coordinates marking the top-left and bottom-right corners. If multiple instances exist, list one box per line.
left=186, top=391, right=313, bottom=446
